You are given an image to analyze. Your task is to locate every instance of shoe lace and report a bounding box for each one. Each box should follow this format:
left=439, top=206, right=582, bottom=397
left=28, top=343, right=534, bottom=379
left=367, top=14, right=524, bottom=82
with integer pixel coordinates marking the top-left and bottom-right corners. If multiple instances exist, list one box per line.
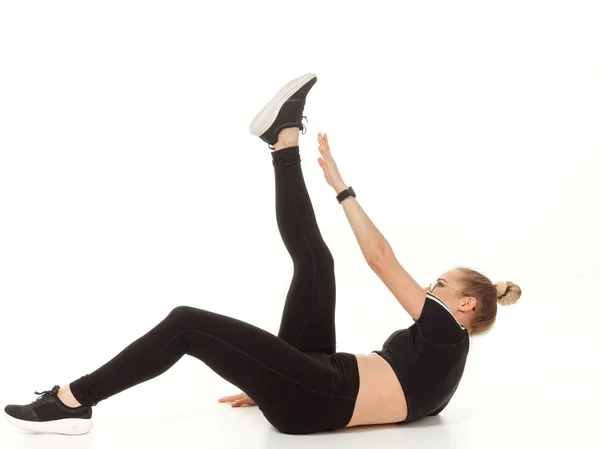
left=34, top=386, right=59, bottom=403
left=300, top=115, right=308, bottom=135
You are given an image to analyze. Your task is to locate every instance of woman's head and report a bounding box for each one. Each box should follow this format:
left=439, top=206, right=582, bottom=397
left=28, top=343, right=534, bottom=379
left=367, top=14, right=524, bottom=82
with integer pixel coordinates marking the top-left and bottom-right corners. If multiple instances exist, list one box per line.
left=424, top=267, right=521, bottom=336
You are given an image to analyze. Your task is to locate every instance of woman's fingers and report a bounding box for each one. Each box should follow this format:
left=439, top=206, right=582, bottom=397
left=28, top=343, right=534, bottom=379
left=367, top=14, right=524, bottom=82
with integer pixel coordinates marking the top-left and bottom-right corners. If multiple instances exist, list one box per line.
left=218, top=392, right=246, bottom=402
left=317, top=132, right=344, bottom=188
left=218, top=392, right=257, bottom=407
left=317, top=132, right=335, bottom=187
left=232, top=397, right=256, bottom=407
left=318, top=133, right=333, bottom=162
left=318, top=132, right=330, bottom=153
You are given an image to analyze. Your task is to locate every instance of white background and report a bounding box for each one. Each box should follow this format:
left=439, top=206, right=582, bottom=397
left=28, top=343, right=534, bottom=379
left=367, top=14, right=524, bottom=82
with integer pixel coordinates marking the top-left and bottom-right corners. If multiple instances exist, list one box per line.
left=1, top=1, right=599, bottom=448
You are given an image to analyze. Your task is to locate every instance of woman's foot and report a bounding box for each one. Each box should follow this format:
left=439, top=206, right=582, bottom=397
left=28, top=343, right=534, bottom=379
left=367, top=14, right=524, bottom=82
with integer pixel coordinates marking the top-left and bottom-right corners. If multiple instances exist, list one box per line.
left=249, top=73, right=317, bottom=150
left=3, top=385, right=93, bottom=435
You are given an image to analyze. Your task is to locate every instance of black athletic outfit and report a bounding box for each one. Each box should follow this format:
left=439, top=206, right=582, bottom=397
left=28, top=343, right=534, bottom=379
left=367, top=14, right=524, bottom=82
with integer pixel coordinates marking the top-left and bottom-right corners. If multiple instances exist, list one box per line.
left=69, top=146, right=359, bottom=434
left=69, top=145, right=469, bottom=434
left=372, top=291, right=470, bottom=423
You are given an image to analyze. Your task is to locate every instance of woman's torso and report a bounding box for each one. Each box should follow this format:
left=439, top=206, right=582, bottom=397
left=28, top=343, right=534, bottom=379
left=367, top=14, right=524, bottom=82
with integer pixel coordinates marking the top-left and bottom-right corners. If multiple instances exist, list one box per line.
left=344, top=352, right=407, bottom=427
left=340, top=296, right=471, bottom=428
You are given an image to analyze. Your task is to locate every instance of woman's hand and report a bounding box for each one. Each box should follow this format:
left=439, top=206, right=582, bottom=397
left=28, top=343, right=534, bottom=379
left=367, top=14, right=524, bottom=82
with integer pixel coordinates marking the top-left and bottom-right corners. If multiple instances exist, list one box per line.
left=317, top=132, right=346, bottom=191
left=218, top=392, right=256, bottom=407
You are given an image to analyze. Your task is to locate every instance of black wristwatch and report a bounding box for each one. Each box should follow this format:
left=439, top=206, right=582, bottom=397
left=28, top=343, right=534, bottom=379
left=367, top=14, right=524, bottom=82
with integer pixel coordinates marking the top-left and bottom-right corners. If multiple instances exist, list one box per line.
left=336, top=186, right=356, bottom=204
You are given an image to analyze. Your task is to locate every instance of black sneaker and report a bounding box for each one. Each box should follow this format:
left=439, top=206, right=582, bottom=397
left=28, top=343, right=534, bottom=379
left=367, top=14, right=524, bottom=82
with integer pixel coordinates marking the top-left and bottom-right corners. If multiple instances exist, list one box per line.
left=249, top=73, right=317, bottom=149
left=3, top=385, right=93, bottom=435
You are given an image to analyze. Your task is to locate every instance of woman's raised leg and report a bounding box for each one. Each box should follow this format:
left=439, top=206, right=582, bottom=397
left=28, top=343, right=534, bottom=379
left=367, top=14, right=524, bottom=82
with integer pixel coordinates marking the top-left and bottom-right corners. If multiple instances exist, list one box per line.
left=249, top=73, right=337, bottom=354
left=272, top=130, right=337, bottom=354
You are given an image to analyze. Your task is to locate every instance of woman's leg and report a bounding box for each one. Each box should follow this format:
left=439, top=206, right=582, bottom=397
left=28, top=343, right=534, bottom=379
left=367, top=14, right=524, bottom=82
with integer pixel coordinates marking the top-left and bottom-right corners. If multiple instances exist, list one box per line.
left=272, top=130, right=337, bottom=355
left=68, top=305, right=357, bottom=434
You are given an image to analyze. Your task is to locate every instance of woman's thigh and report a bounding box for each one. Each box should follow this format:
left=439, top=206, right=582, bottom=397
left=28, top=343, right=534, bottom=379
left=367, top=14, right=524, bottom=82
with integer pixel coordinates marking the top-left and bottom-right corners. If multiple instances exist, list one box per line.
left=173, top=306, right=357, bottom=433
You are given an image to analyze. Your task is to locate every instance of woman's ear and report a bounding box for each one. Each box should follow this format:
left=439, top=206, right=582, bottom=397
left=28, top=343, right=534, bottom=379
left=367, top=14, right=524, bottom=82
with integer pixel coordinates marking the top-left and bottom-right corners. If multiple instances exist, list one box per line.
left=460, top=296, right=477, bottom=312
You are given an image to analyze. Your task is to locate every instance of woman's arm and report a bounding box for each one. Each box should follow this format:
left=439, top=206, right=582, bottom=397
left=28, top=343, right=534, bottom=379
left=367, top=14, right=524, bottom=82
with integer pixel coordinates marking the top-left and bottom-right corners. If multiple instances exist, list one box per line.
left=332, top=181, right=389, bottom=265
left=317, top=132, right=389, bottom=265
left=332, top=179, right=426, bottom=320
left=317, top=132, right=426, bottom=320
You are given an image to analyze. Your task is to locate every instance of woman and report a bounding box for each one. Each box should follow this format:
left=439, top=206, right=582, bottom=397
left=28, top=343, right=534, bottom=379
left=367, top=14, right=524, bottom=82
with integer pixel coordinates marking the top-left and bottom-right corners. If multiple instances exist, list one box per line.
left=3, top=73, right=521, bottom=436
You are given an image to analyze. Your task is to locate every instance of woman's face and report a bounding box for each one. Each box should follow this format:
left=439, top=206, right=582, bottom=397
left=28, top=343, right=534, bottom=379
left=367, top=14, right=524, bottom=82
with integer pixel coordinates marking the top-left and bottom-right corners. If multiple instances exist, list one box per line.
left=423, top=270, right=463, bottom=305
left=424, top=270, right=477, bottom=328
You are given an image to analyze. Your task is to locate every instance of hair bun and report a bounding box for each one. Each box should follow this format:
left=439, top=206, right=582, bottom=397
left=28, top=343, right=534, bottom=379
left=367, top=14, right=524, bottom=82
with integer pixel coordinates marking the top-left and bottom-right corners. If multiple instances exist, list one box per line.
left=495, top=281, right=521, bottom=305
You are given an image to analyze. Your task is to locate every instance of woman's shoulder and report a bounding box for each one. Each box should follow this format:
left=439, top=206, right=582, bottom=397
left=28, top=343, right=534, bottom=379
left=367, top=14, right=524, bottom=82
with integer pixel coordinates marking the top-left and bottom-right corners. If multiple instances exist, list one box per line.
left=415, top=293, right=469, bottom=344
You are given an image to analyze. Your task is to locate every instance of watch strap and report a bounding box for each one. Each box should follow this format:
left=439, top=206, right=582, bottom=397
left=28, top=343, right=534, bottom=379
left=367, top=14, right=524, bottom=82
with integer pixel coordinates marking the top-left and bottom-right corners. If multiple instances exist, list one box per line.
left=337, top=186, right=356, bottom=204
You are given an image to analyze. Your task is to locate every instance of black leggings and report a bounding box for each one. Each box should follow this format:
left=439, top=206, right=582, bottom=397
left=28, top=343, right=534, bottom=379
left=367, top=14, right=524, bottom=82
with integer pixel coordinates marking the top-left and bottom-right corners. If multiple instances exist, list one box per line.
left=69, top=146, right=360, bottom=435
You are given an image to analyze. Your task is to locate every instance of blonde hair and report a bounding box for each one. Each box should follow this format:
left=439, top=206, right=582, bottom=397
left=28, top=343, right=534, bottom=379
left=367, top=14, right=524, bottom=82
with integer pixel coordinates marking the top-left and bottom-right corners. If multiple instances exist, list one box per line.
left=454, top=267, right=521, bottom=336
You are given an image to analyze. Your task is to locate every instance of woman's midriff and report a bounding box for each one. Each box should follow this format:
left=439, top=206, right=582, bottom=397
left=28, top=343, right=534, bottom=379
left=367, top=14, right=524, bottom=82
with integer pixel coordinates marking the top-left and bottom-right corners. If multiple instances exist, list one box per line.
left=344, top=352, right=408, bottom=427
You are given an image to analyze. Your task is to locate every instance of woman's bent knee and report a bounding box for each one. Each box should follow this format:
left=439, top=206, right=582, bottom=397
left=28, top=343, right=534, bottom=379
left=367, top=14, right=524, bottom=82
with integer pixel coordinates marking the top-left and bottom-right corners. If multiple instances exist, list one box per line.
left=168, top=305, right=198, bottom=323
left=170, top=305, right=191, bottom=315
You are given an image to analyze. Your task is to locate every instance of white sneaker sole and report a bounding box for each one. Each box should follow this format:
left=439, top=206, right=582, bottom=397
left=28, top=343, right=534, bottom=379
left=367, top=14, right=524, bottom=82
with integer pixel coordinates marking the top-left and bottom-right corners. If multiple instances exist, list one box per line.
left=3, top=410, right=93, bottom=435
left=249, top=72, right=316, bottom=138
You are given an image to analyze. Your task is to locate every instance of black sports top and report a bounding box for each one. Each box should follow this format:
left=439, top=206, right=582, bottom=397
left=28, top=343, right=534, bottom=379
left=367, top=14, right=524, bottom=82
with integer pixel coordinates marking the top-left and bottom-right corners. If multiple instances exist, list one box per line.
left=372, top=291, right=470, bottom=423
